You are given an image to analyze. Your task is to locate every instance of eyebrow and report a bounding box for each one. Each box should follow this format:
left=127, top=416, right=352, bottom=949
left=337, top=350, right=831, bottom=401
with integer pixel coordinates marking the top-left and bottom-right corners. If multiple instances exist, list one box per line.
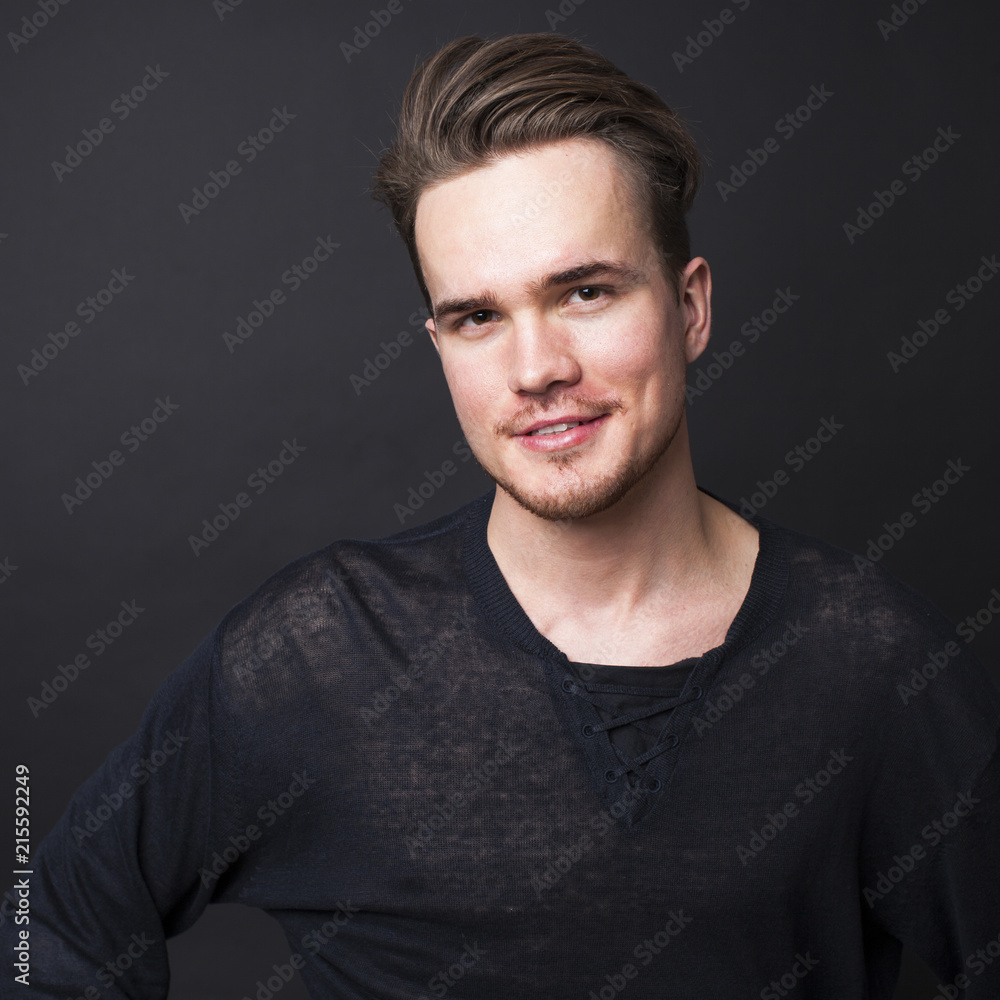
left=432, top=259, right=647, bottom=324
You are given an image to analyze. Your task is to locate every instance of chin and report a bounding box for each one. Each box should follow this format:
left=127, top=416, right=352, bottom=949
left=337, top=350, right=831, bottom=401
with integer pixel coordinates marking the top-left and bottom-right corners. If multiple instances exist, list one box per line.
left=484, top=453, right=657, bottom=522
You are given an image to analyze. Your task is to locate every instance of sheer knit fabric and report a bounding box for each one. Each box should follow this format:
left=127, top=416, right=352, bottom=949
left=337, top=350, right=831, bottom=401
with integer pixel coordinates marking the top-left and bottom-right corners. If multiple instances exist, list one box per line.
left=4, top=487, right=999, bottom=999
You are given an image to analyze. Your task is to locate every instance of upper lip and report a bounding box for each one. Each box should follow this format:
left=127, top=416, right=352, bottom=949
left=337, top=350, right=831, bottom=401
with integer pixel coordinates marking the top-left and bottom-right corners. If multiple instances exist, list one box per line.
left=516, top=414, right=603, bottom=435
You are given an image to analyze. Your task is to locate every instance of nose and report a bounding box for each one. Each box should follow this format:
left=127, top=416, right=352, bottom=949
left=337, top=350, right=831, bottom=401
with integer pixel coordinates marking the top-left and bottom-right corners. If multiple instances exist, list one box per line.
left=506, top=312, right=582, bottom=395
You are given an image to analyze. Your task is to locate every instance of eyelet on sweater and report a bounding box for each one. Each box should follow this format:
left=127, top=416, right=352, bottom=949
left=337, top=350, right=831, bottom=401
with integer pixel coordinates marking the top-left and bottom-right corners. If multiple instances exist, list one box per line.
left=604, top=769, right=618, bottom=783
left=582, top=724, right=597, bottom=738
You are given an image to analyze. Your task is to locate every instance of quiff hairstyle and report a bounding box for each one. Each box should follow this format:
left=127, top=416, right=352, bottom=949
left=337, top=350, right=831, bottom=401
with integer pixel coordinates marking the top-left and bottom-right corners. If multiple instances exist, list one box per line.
left=369, top=32, right=702, bottom=313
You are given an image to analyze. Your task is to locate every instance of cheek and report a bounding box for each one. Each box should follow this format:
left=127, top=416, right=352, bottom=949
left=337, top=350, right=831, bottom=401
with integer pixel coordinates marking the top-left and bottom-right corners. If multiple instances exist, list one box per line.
left=441, top=355, right=504, bottom=426
left=587, top=317, right=676, bottom=394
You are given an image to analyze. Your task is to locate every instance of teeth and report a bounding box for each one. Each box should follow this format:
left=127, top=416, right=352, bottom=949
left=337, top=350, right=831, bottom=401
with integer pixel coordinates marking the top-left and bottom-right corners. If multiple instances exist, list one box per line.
left=530, top=421, right=581, bottom=435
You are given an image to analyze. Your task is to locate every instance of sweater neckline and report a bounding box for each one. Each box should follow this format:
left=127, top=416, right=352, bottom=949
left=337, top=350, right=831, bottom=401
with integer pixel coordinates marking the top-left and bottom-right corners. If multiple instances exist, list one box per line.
left=461, top=485, right=789, bottom=671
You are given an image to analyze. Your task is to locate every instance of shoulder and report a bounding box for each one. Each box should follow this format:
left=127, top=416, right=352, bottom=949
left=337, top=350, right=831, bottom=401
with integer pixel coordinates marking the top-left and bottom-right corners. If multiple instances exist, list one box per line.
left=207, top=494, right=483, bottom=699
left=764, top=514, right=964, bottom=656
left=759, top=513, right=1000, bottom=742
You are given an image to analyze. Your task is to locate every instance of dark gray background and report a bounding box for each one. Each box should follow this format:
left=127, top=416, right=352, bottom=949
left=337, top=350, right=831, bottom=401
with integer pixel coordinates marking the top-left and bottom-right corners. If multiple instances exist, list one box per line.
left=1, top=0, right=997, bottom=996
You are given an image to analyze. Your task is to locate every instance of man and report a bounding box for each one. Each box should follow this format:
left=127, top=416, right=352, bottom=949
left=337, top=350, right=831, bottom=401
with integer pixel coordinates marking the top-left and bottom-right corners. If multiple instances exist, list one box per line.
left=5, top=32, right=999, bottom=999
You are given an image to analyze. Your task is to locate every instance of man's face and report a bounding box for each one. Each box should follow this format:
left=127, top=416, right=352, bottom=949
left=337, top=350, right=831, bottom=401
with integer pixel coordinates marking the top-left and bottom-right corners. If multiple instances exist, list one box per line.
left=414, top=138, right=709, bottom=522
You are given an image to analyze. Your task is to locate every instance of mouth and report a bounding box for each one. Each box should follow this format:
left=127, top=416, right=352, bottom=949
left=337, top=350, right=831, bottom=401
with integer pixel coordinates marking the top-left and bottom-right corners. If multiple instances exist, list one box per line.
left=519, top=414, right=603, bottom=436
left=514, top=414, right=609, bottom=451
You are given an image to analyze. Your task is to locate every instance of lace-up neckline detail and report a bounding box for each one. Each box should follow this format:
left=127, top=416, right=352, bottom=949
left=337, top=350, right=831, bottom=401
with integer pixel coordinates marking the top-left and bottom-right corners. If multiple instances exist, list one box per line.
left=560, top=673, right=704, bottom=786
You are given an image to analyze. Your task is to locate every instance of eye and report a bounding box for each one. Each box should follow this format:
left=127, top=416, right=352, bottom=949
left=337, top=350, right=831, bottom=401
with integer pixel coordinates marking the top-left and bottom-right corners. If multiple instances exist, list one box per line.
left=567, top=286, right=606, bottom=304
left=458, top=309, right=498, bottom=328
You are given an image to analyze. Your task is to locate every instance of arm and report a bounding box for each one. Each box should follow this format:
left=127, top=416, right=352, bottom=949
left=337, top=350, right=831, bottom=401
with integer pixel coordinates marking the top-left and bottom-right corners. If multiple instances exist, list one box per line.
left=1, top=628, right=236, bottom=999
left=858, top=638, right=1000, bottom=993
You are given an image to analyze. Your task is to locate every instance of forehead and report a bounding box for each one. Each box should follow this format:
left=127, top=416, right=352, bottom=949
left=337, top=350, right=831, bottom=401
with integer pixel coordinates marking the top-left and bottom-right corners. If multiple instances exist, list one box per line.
left=413, top=139, right=653, bottom=304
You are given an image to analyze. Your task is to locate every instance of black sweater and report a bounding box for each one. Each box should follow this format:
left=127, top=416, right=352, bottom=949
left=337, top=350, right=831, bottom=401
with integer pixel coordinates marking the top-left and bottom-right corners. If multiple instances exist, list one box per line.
left=5, top=488, right=1000, bottom=999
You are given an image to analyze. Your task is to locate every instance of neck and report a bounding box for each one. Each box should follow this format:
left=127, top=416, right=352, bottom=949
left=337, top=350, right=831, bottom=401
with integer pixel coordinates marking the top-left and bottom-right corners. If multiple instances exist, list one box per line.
left=486, top=424, right=740, bottom=621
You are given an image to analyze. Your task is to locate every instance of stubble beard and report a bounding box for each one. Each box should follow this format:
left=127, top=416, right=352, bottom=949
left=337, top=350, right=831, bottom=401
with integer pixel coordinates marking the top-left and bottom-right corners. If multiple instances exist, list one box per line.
left=468, top=405, right=684, bottom=522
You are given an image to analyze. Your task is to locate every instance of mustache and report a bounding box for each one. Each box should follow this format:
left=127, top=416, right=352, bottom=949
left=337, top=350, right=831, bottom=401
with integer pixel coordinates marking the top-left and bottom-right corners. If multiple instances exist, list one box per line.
left=494, top=394, right=626, bottom=436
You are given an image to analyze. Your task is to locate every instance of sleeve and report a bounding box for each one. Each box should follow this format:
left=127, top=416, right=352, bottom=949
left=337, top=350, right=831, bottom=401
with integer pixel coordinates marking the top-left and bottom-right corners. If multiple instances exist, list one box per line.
left=858, top=631, right=1000, bottom=994
left=0, top=626, right=243, bottom=999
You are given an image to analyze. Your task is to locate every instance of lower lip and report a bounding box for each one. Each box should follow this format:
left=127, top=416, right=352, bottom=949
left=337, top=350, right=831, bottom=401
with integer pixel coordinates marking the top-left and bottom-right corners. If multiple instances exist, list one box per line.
left=515, top=415, right=609, bottom=452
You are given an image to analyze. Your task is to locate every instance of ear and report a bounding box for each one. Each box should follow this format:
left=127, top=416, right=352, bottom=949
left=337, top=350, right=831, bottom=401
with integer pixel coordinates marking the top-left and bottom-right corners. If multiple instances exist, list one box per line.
left=425, top=317, right=441, bottom=356
left=680, top=257, right=712, bottom=364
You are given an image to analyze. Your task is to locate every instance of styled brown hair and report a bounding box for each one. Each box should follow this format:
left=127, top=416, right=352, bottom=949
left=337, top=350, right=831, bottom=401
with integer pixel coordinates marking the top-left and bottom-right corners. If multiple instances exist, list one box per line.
left=369, top=32, right=702, bottom=312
